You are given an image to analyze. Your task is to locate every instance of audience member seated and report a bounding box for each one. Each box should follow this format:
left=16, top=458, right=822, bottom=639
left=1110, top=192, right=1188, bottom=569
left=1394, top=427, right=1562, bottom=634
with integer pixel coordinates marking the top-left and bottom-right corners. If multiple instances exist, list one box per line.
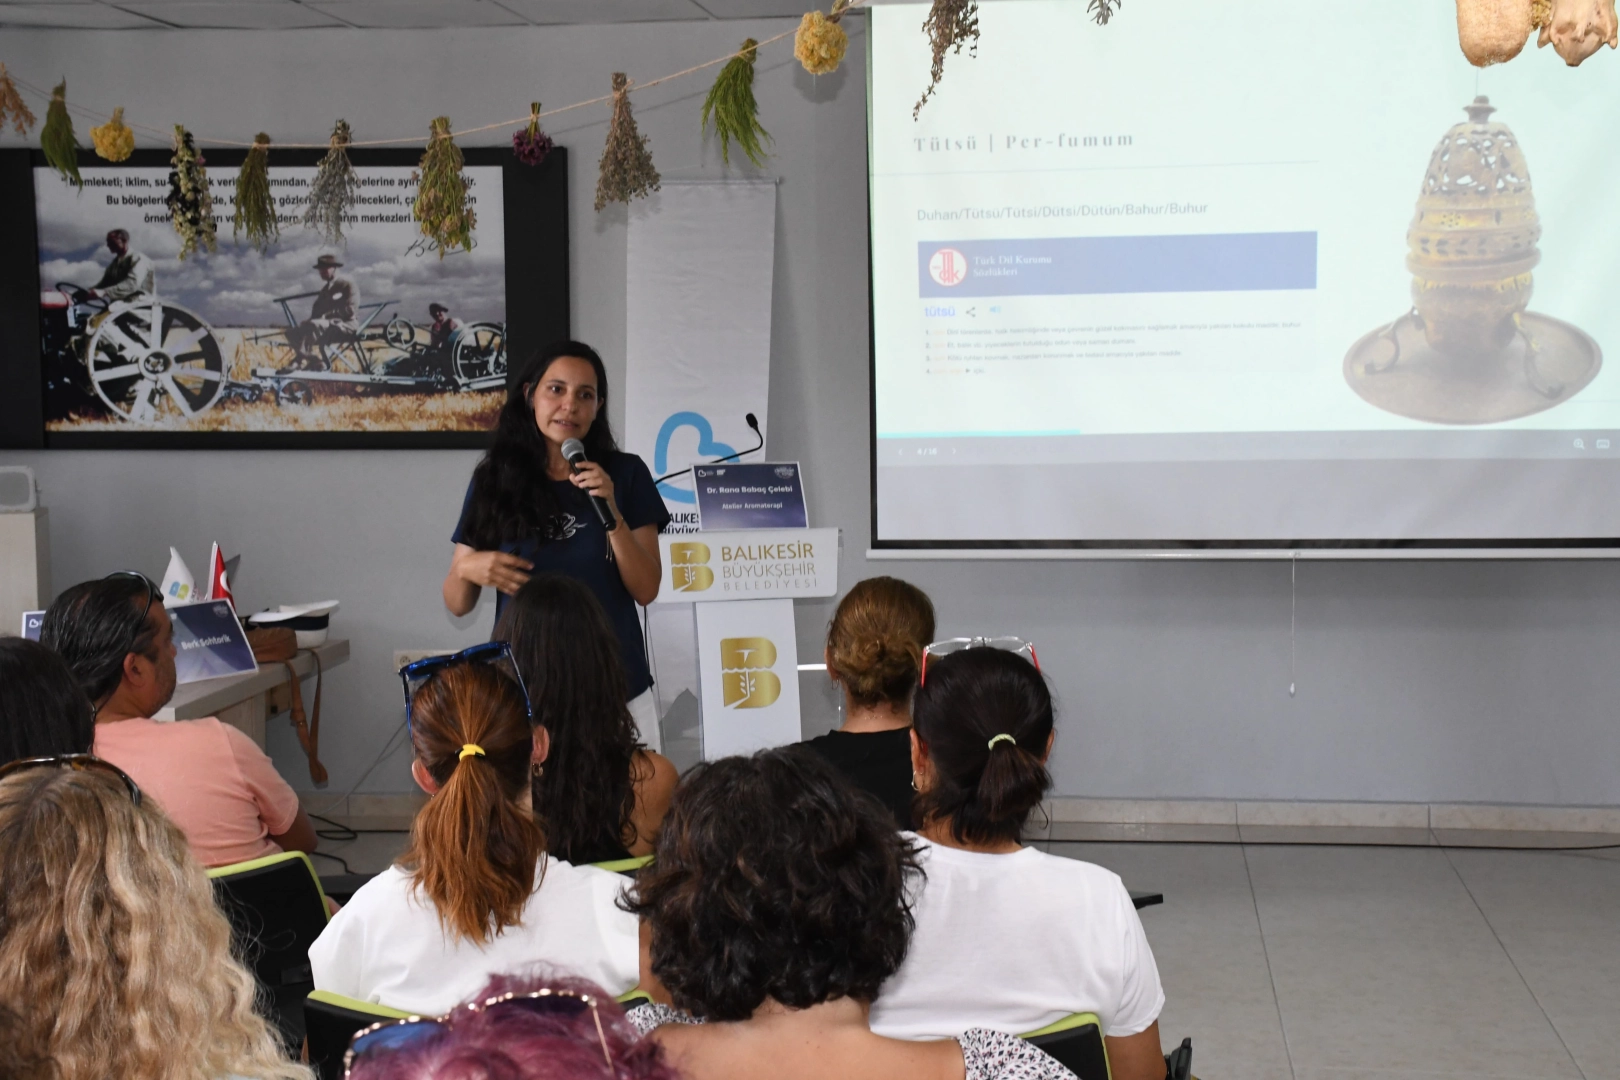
left=0, top=637, right=96, bottom=763
left=623, top=746, right=1078, bottom=1080
left=40, top=573, right=317, bottom=867
left=496, top=573, right=677, bottom=863
left=803, top=576, right=935, bottom=828
left=344, top=971, right=680, bottom=1080
left=0, top=757, right=311, bottom=1080
left=868, top=645, right=1167, bottom=1080
left=309, top=658, right=640, bottom=1014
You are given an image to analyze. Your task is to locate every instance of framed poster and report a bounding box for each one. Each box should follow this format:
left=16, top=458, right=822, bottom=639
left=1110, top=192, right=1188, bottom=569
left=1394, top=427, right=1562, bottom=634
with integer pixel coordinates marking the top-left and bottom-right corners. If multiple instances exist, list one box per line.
left=0, top=145, right=567, bottom=449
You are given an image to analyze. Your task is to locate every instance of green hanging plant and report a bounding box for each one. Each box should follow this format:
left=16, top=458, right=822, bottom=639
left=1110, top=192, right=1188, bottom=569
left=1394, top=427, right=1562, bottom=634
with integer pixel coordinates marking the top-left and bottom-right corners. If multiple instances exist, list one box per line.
left=595, top=73, right=660, bottom=212
left=411, top=116, right=476, bottom=257
left=167, top=125, right=216, bottom=260
left=702, top=39, right=771, bottom=168
left=915, top=0, right=980, bottom=119
left=1088, top=0, right=1121, bottom=24
left=41, top=79, right=81, bottom=189
left=305, top=119, right=360, bottom=245
left=233, top=132, right=278, bottom=252
left=0, top=63, right=37, bottom=137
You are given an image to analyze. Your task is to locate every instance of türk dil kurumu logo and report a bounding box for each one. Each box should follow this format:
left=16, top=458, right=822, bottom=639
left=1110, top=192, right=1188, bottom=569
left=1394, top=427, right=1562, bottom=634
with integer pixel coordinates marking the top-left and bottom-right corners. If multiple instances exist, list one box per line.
left=720, top=636, right=781, bottom=708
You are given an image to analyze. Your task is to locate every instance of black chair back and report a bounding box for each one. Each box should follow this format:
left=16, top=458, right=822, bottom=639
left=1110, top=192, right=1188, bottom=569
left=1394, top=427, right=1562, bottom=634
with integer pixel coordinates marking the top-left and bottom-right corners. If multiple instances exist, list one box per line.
left=305, top=993, right=409, bottom=1080
left=1026, top=1017, right=1110, bottom=1080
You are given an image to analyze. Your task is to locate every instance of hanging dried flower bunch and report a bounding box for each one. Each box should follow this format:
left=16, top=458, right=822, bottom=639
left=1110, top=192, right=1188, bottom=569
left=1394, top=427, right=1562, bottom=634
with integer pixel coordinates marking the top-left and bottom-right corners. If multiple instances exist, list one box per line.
left=233, top=133, right=278, bottom=252
left=0, top=63, right=37, bottom=137
left=41, top=80, right=81, bottom=189
left=795, top=5, right=850, bottom=76
left=305, top=119, right=359, bottom=245
left=167, top=125, right=217, bottom=259
left=512, top=102, right=554, bottom=166
left=915, top=0, right=979, bottom=119
left=1456, top=0, right=1535, bottom=65
left=1088, top=0, right=1122, bottom=24
left=595, top=73, right=661, bottom=212
left=703, top=39, right=771, bottom=167
left=412, top=116, right=476, bottom=257
left=90, top=107, right=134, bottom=162
left=1536, top=0, right=1618, bottom=64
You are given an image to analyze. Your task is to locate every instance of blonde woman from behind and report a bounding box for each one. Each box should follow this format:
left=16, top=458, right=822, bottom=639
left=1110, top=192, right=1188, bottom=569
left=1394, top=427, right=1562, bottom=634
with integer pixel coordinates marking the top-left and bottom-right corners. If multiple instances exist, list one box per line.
left=803, top=576, right=936, bottom=829
left=0, top=757, right=310, bottom=1080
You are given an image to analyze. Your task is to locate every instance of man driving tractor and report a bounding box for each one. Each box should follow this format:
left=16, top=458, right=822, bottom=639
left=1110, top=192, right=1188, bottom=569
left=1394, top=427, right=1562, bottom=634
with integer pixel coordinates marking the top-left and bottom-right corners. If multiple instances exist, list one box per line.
left=286, top=254, right=359, bottom=371
left=86, top=229, right=154, bottom=305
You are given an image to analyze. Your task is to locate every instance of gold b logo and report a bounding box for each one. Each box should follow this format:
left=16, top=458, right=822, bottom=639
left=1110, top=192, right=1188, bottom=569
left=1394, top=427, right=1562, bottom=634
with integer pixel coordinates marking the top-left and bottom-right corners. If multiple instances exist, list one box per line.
left=669, top=542, right=713, bottom=592
left=720, top=636, right=781, bottom=708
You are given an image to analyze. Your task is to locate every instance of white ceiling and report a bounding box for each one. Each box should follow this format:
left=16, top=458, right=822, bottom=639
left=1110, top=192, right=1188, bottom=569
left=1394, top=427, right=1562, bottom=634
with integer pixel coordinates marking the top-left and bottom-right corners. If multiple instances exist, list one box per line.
left=0, top=0, right=832, bottom=30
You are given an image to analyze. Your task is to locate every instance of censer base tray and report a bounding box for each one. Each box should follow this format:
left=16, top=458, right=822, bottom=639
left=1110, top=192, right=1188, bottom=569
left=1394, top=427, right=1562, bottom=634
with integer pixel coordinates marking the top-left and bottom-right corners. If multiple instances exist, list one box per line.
left=1343, top=311, right=1601, bottom=426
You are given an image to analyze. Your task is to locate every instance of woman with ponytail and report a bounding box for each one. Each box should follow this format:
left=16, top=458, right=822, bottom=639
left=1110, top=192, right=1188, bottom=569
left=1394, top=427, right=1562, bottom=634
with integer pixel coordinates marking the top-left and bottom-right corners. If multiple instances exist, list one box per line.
left=869, top=645, right=1170, bottom=1080
left=309, top=661, right=640, bottom=1015
left=803, top=576, right=935, bottom=828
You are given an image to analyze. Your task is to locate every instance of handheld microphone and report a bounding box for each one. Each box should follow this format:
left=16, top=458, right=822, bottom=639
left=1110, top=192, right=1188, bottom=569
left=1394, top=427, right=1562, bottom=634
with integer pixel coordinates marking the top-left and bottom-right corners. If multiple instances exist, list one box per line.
left=560, top=438, right=618, bottom=531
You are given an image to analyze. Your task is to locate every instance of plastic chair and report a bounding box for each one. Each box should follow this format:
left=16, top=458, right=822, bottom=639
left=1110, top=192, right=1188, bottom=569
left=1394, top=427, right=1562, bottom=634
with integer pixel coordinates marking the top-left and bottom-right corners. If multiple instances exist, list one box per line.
left=208, top=851, right=332, bottom=1054
left=590, top=853, right=654, bottom=878
left=1021, top=1012, right=1110, bottom=1079
left=304, top=990, right=411, bottom=1080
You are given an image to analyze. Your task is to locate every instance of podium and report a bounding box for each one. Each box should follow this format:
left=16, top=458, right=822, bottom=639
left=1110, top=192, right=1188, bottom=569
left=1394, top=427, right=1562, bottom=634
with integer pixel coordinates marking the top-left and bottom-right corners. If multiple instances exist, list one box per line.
left=649, top=528, right=839, bottom=761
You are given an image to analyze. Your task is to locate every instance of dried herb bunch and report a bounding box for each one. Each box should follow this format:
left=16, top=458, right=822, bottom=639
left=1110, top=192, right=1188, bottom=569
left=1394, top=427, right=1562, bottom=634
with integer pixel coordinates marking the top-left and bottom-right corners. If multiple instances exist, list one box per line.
left=412, top=116, right=476, bottom=257
left=703, top=39, right=771, bottom=167
left=90, top=107, right=134, bottom=162
left=167, top=125, right=217, bottom=259
left=233, top=133, right=278, bottom=252
left=512, top=102, right=554, bottom=166
left=0, top=63, right=36, bottom=137
left=305, top=119, right=359, bottom=245
left=1088, top=0, right=1122, bottom=25
left=915, top=0, right=980, bottom=119
left=795, top=6, right=851, bottom=75
left=595, top=73, right=661, bottom=211
left=41, top=80, right=81, bottom=189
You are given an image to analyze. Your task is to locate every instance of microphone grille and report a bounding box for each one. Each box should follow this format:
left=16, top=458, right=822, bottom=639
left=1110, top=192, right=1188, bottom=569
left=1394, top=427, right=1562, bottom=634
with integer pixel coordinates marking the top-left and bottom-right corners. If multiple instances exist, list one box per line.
left=560, top=438, right=586, bottom=461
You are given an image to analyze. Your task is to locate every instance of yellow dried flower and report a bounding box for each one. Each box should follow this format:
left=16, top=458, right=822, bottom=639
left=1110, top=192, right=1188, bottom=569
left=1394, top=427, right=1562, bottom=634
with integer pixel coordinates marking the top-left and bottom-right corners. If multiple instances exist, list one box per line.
left=795, top=10, right=849, bottom=75
left=91, top=107, right=135, bottom=162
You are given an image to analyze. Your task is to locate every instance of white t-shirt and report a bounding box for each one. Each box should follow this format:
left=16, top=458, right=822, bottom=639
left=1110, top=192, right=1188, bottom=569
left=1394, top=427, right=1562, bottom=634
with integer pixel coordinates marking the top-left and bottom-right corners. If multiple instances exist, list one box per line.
left=308, top=857, right=640, bottom=1015
left=869, top=836, right=1164, bottom=1041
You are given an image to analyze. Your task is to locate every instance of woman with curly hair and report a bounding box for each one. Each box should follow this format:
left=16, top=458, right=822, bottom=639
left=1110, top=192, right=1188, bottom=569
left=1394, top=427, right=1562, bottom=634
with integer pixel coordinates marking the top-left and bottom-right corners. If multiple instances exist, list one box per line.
left=0, top=758, right=310, bottom=1080
left=803, top=576, right=936, bottom=828
left=309, top=660, right=640, bottom=1014
left=495, top=573, right=677, bottom=864
left=344, top=971, right=681, bottom=1080
left=870, top=646, right=1168, bottom=1080
left=623, top=746, right=1078, bottom=1080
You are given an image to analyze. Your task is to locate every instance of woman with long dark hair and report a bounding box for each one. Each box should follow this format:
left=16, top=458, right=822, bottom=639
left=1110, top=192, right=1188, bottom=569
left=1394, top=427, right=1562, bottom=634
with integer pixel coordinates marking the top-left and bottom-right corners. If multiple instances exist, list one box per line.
left=0, top=637, right=96, bottom=764
left=496, top=573, right=677, bottom=865
left=444, top=341, right=671, bottom=748
left=868, top=645, right=1168, bottom=1080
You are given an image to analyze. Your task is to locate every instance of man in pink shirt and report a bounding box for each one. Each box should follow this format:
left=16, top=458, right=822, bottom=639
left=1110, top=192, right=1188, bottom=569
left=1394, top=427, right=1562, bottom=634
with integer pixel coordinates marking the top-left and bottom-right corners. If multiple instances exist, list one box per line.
left=40, top=573, right=318, bottom=868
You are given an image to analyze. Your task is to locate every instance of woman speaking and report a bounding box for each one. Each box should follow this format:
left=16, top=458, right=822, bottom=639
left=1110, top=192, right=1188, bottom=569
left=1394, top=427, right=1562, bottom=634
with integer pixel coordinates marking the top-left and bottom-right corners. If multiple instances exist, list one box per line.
left=444, top=341, right=671, bottom=748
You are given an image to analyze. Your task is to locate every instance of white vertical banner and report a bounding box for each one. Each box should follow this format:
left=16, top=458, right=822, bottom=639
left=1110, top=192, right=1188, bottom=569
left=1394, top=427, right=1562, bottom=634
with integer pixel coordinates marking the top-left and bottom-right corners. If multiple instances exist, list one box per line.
left=694, top=598, right=801, bottom=759
left=624, top=181, right=778, bottom=534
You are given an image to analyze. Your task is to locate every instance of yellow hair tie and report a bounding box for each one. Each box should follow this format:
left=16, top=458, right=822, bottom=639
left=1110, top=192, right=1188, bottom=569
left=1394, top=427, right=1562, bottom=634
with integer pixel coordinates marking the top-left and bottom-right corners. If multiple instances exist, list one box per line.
left=458, top=743, right=486, bottom=761
left=987, top=733, right=1016, bottom=751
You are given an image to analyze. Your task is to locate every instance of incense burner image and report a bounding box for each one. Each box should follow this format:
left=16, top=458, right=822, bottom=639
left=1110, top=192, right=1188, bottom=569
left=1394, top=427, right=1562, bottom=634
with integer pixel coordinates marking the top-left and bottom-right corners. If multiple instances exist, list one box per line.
left=1344, top=97, right=1601, bottom=424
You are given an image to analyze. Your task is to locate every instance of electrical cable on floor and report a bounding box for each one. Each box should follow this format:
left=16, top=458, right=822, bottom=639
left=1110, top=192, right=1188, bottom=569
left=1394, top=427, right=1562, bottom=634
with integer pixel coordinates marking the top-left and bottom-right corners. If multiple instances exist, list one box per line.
left=308, top=849, right=355, bottom=875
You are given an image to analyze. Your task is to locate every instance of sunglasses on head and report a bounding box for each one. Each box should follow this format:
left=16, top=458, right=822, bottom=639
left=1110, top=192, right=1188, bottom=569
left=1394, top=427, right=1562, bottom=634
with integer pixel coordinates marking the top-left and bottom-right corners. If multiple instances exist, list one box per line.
left=103, top=570, right=161, bottom=662
left=919, top=636, right=1040, bottom=687
left=0, top=754, right=143, bottom=807
left=344, top=988, right=612, bottom=1077
left=398, top=641, right=532, bottom=737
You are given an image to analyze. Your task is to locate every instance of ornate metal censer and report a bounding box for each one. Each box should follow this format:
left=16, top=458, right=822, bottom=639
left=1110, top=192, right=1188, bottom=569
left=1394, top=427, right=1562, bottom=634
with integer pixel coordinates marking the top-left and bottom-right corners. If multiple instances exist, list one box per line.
left=1344, top=96, right=1600, bottom=424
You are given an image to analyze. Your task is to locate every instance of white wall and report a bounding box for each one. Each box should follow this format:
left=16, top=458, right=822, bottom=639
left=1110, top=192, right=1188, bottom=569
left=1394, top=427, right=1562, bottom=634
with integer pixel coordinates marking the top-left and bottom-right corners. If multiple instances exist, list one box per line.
left=5, top=19, right=1620, bottom=806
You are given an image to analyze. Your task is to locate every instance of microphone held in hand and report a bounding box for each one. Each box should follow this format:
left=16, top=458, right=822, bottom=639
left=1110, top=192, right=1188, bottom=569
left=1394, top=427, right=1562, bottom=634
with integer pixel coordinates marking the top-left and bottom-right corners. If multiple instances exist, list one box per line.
left=560, top=438, right=617, bottom=531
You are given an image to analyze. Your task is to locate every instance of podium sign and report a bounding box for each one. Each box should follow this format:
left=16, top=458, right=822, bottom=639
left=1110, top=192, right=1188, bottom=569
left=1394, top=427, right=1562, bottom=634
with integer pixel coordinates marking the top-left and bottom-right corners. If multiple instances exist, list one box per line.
left=655, top=527, right=839, bottom=603
left=693, top=598, right=802, bottom=759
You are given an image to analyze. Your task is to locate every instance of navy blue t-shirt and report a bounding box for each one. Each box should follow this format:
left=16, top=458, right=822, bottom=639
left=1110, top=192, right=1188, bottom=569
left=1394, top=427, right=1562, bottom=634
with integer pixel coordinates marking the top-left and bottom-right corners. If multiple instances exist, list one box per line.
left=452, top=451, right=671, bottom=699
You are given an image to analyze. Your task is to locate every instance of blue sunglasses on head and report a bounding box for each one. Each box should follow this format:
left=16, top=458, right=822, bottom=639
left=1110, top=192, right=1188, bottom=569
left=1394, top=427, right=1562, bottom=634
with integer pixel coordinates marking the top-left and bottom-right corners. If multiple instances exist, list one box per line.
left=398, top=641, right=532, bottom=736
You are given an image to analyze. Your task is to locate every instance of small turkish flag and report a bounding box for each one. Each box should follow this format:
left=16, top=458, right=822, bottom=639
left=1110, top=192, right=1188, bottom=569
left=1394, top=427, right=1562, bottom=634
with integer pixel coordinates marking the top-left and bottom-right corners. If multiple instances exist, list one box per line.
left=204, top=542, right=234, bottom=605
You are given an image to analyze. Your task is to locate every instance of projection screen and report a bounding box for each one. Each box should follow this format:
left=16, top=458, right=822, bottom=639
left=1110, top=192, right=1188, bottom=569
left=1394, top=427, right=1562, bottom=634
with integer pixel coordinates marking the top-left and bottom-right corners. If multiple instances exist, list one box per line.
left=868, top=0, right=1620, bottom=554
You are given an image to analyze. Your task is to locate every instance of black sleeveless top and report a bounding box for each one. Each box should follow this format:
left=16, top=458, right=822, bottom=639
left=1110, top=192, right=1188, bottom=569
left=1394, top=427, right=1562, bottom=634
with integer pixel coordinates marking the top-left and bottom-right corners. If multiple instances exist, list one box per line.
left=802, top=727, right=915, bottom=830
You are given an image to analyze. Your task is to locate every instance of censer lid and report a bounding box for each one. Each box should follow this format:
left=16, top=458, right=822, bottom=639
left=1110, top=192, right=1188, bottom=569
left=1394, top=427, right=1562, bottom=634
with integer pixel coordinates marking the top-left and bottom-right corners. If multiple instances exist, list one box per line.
left=1406, top=95, right=1540, bottom=283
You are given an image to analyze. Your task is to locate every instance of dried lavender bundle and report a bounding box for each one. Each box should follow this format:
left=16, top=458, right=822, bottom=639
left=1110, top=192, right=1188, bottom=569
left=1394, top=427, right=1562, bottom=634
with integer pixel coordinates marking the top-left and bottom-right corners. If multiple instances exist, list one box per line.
left=915, top=0, right=979, bottom=119
left=512, top=102, right=554, bottom=166
left=305, top=119, right=360, bottom=245
left=595, top=73, right=660, bottom=211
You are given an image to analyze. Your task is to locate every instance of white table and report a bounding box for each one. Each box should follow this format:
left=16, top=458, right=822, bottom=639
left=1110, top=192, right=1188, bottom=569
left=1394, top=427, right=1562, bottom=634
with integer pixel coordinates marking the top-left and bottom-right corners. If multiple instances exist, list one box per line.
left=156, top=639, right=349, bottom=751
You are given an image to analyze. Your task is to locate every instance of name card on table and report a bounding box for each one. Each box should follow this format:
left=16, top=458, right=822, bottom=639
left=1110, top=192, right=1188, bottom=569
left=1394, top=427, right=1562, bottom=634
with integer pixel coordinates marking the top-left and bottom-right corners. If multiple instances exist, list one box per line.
left=170, top=600, right=258, bottom=684
left=694, top=462, right=808, bottom=530
left=655, top=528, right=839, bottom=604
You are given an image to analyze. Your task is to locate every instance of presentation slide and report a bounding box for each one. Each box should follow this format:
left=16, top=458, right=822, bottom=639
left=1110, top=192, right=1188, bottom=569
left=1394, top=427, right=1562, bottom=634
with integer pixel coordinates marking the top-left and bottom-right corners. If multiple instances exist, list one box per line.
left=869, top=0, right=1620, bottom=549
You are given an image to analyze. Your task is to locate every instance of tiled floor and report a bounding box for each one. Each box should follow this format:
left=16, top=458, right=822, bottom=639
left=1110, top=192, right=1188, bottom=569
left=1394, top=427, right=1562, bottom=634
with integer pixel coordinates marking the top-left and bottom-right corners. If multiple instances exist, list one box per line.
left=310, top=821, right=1620, bottom=1079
